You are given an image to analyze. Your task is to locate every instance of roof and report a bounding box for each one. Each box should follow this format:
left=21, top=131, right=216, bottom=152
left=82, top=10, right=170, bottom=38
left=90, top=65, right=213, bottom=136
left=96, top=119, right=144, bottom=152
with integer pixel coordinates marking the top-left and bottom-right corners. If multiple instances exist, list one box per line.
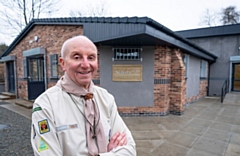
left=176, top=24, right=240, bottom=38
left=1, top=17, right=217, bottom=62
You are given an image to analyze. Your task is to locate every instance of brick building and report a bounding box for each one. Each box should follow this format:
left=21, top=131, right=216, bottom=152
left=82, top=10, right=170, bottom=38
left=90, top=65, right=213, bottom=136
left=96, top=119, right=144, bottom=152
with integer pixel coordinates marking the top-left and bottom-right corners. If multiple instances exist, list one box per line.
left=0, top=17, right=217, bottom=116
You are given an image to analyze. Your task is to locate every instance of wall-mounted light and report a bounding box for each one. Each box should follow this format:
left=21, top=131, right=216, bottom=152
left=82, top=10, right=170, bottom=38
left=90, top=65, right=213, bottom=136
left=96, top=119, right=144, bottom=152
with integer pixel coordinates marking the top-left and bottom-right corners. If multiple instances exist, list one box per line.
left=34, top=36, right=38, bottom=42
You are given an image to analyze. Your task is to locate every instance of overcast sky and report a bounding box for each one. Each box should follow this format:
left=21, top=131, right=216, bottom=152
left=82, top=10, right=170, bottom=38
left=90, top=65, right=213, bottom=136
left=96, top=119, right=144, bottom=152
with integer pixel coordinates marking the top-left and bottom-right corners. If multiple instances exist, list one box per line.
left=0, top=0, right=239, bottom=45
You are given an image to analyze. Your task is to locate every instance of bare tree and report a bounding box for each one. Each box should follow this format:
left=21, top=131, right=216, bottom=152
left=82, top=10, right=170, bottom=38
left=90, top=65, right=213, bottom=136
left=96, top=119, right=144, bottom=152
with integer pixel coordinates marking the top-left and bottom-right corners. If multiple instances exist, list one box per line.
left=0, top=0, right=60, bottom=37
left=69, top=0, right=110, bottom=17
left=220, top=6, right=240, bottom=25
left=200, top=6, right=240, bottom=27
left=0, top=43, right=8, bottom=55
left=200, top=9, right=218, bottom=27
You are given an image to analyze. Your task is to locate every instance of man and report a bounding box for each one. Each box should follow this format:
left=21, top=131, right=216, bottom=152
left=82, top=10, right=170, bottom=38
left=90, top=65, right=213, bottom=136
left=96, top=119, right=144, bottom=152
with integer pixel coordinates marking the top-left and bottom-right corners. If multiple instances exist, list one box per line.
left=31, top=35, right=136, bottom=156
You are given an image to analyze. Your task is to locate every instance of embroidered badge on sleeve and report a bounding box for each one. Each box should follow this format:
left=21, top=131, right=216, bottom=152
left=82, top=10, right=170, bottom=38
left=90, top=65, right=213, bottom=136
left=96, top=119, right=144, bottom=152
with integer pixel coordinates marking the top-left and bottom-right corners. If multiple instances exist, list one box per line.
left=32, top=107, right=42, bottom=113
left=38, top=137, right=49, bottom=152
left=38, top=119, right=50, bottom=134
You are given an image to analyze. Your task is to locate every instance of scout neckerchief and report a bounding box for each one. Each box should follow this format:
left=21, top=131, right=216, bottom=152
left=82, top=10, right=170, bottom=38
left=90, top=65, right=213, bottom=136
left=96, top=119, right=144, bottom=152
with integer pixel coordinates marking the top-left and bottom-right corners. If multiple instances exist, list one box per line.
left=56, top=73, right=107, bottom=155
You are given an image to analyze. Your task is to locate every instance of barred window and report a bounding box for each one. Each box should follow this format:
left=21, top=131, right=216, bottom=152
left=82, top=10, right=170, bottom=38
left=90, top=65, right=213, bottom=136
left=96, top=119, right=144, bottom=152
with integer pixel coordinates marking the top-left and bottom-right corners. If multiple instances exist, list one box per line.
left=113, top=48, right=142, bottom=61
left=50, top=54, right=58, bottom=78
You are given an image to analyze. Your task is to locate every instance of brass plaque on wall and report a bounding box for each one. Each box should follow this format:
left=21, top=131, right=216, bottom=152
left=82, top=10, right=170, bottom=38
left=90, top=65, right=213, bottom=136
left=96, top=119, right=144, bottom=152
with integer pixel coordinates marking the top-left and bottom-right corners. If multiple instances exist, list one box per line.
left=112, top=65, right=142, bottom=81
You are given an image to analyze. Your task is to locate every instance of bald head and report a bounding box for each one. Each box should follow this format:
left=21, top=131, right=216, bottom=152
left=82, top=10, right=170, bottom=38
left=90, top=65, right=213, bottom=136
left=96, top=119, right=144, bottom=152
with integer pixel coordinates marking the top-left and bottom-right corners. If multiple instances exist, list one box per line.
left=61, top=35, right=97, bottom=59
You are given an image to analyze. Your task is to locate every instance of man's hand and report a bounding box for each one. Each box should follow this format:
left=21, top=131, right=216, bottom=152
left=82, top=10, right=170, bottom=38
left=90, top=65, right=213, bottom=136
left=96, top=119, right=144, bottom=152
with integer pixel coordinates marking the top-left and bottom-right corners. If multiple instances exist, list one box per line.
left=107, top=132, right=127, bottom=152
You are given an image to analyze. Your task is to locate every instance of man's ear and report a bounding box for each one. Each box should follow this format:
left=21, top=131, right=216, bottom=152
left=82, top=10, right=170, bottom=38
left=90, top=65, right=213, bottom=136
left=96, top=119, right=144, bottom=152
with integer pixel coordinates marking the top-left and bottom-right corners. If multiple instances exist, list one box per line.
left=59, top=57, right=66, bottom=71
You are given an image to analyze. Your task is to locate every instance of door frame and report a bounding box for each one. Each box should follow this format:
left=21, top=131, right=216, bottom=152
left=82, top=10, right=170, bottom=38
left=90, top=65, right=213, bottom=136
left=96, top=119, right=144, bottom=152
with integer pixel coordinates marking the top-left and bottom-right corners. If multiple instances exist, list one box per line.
left=23, top=47, right=47, bottom=100
left=231, top=63, right=240, bottom=91
left=6, top=61, right=16, bottom=93
left=26, top=56, right=45, bottom=100
left=229, top=56, right=240, bottom=92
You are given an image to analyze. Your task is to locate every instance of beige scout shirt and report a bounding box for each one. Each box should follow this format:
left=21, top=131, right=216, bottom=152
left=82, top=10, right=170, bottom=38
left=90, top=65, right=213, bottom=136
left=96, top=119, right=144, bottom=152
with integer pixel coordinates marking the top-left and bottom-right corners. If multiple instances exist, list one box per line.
left=31, top=85, right=136, bottom=156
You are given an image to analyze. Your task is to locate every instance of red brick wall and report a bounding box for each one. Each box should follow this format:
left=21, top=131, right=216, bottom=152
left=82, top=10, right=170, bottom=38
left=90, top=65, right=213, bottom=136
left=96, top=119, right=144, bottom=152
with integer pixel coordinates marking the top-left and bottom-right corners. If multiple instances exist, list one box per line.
left=5, top=25, right=83, bottom=100
left=0, top=63, right=4, bottom=82
left=169, top=50, right=186, bottom=115
left=153, top=46, right=171, bottom=114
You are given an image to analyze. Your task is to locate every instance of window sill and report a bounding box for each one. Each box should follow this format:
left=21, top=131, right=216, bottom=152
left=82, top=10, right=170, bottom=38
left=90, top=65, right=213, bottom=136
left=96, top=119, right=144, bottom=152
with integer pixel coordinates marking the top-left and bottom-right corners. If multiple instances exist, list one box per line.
left=50, top=77, right=59, bottom=80
left=200, top=77, right=207, bottom=80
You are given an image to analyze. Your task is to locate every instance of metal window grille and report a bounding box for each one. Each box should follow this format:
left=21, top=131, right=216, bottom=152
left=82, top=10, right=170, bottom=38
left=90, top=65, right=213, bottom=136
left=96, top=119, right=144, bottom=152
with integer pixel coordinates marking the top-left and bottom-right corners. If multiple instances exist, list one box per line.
left=113, top=48, right=142, bottom=61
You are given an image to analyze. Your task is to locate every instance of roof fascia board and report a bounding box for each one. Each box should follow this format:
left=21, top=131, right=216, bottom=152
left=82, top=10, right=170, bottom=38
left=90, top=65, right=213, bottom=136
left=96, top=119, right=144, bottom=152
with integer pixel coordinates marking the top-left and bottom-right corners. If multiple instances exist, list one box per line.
left=145, top=25, right=216, bottom=61
left=34, top=22, right=85, bottom=26
left=176, top=24, right=240, bottom=38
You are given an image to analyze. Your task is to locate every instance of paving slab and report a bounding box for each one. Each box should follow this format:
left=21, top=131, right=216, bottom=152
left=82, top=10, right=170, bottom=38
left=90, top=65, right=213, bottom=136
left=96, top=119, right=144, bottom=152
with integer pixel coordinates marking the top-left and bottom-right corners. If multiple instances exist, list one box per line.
left=188, top=118, right=213, bottom=127
left=202, top=128, right=231, bottom=143
left=215, top=115, right=238, bottom=125
left=192, top=138, right=228, bottom=155
left=151, top=142, right=189, bottom=156
left=229, top=133, right=240, bottom=145
left=180, top=124, right=207, bottom=136
left=197, top=112, right=218, bottom=120
left=226, top=143, right=240, bottom=156
left=167, top=132, right=198, bottom=148
left=209, top=122, right=232, bottom=132
left=232, top=125, right=240, bottom=134
left=186, top=148, right=221, bottom=156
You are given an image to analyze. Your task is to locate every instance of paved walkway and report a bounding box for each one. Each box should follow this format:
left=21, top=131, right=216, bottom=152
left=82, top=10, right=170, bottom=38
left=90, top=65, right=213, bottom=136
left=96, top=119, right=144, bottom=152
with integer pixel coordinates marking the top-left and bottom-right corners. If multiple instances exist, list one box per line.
left=124, top=92, right=240, bottom=156
left=0, top=92, right=240, bottom=156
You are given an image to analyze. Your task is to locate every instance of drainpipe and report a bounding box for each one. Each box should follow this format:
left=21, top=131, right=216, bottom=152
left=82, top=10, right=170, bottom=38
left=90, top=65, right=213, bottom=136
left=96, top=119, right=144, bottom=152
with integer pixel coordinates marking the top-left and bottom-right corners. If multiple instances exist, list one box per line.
left=43, top=52, right=47, bottom=90
left=207, top=61, right=211, bottom=96
left=14, top=60, right=18, bottom=99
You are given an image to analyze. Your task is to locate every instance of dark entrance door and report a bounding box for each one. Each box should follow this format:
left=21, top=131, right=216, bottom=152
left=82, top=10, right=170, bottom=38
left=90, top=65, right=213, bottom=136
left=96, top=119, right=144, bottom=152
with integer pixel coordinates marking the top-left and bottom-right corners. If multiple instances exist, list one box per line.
left=6, top=61, right=15, bottom=93
left=232, top=63, right=240, bottom=91
left=27, top=57, right=45, bottom=100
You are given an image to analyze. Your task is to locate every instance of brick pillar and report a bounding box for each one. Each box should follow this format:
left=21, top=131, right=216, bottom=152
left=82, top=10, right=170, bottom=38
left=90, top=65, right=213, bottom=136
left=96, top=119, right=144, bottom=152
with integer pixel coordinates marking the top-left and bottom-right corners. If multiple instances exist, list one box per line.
left=154, top=46, right=171, bottom=114
left=169, top=49, right=186, bottom=115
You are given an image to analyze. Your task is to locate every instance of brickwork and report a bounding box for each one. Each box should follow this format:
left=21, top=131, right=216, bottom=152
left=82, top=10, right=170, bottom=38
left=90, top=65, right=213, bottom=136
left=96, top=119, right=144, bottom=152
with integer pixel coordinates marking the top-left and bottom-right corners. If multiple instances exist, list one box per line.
left=0, top=63, right=4, bottom=82
left=4, top=25, right=84, bottom=100
left=169, top=50, right=186, bottom=115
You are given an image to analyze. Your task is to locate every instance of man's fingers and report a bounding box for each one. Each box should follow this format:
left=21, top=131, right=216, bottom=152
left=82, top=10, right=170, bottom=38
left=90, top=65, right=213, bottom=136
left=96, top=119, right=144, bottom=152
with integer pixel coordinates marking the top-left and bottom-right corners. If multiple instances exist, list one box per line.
left=116, top=133, right=126, bottom=146
left=107, top=132, right=127, bottom=151
left=109, top=132, right=120, bottom=144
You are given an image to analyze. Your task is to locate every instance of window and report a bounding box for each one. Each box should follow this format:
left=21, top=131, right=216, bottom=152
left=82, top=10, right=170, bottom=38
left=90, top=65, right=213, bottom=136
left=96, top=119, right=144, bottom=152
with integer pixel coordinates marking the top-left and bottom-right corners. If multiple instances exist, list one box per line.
left=200, top=60, right=207, bottom=78
left=23, top=59, right=27, bottom=78
left=183, top=54, right=189, bottom=78
left=113, top=48, right=142, bottom=61
left=50, top=54, right=58, bottom=78
left=28, top=58, right=44, bottom=81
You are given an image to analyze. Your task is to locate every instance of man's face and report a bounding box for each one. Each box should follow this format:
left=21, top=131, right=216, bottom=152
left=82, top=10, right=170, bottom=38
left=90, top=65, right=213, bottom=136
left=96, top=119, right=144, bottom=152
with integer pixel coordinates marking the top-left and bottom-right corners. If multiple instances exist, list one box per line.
left=60, top=37, right=98, bottom=89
